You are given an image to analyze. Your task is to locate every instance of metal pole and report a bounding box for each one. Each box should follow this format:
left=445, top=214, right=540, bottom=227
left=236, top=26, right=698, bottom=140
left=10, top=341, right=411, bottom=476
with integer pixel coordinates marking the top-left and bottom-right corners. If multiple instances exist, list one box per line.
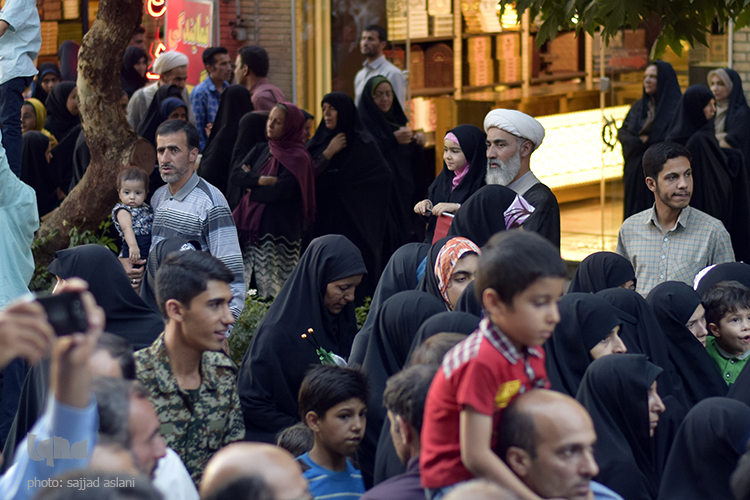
left=291, top=0, right=297, bottom=103
left=729, top=19, right=734, bottom=69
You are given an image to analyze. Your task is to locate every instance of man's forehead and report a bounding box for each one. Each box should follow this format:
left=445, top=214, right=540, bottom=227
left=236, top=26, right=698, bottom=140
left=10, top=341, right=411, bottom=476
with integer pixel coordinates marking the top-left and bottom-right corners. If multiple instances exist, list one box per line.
left=534, top=405, right=596, bottom=447
left=487, top=127, right=518, bottom=142
left=157, top=131, right=187, bottom=148
left=661, top=156, right=691, bottom=175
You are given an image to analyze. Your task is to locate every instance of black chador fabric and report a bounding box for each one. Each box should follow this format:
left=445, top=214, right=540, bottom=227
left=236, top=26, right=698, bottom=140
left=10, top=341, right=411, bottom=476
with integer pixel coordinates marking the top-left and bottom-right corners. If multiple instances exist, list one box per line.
left=307, top=92, right=392, bottom=299
left=596, top=288, right=680, bottom=401
left=137, top=84, right=183, bottom=148
left=349, top=242, right=430, bottom=362
left=353, top=291, right=445, bottom=487
left=198, top=85, right=253, bottom=193
left=719, top=69, right=750, bottom=156
left=230, top=111, right=269, bottom=174
left=68, top=128, right=91, bottom=192
left=423, top=125, right=486, bottom=242
left=31, top=63, right=61, bottom=104
left=357, top=77, right=428, bottom=247
left=619, top=61, right=681, bottom=219
left=44, top=82, right=80, bottom=142
left=446, top=185, right=518, bottom=247
left=20, top=131, right=57, bottom=217
left=568, top=251, right=635, bottom=294
left=519, top=182, right=561, bottom=249
left=695, top=262, right=750, bottom=298
left=576, top=354, right=663, bottom=500
left=455, top=281, right=482, bottom=317
left=658, top=398, right=750, bottom=500
left=49, top=123, right=81, bottom=195
left=46, top=245, right=164, bottom=350
left=238, top=235, right=366, bottom=443
left=416, top=236, right=451, bottom=302
left=140, top=237, right=201, bottom=314
left=646, top=281, right=727, bottom=408
left=544, top=293, right=621, bottom=397
left=665, top=85, right=746, bottom=259
left=120, top=46, right=149, bottom=98
left=372, top=310, right=479, bottom=486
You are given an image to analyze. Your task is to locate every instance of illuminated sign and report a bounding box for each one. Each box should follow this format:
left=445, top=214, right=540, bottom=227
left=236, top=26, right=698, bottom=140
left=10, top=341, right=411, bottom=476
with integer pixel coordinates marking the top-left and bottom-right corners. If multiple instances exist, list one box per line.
left=147, top=0, right=166, bottom=18
left=166, top=0, right=212, bottom=84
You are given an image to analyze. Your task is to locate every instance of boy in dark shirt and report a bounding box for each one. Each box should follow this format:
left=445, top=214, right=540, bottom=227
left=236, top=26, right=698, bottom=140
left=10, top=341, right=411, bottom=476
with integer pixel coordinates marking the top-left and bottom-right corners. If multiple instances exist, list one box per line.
left=298, top=365, right=369, bottom=499
left=420, top=230, right=567, bottom=500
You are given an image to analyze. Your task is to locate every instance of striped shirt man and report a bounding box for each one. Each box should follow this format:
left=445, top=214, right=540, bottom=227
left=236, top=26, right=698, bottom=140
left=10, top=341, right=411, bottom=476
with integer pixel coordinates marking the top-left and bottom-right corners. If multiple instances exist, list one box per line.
left=151, top=171, right=246, bottom=320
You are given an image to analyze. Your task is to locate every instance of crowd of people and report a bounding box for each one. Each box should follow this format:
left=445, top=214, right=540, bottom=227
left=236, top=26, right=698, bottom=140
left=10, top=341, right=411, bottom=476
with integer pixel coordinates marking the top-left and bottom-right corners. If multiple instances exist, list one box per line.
left=3, top=5, right=750, bottom=500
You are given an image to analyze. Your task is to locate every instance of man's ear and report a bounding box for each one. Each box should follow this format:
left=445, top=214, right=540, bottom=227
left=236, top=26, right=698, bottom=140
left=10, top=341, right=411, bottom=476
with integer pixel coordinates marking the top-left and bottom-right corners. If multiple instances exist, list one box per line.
left=305, top=411, right=321, bottom=433
left=519, top=139, right=533, bottom=159
left=378, top=40, right=387, bottom=52
left=709, top=322, right=721, bottom=338
left=165, top=298, right=186, bottom=323
left=189, top=147, right=199, bottom=163
left=505, top=446, right=532, bottom=477
left=645, top=175, right=657, bottom=194
left=395, top=415, right=413, bottom=446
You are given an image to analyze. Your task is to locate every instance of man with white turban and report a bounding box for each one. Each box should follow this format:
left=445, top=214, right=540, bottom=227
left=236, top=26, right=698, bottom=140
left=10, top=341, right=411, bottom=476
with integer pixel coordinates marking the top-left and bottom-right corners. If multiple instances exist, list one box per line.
left=127, top=50, right=196, bottom=131
left=483, top=108, right=560, bottom=248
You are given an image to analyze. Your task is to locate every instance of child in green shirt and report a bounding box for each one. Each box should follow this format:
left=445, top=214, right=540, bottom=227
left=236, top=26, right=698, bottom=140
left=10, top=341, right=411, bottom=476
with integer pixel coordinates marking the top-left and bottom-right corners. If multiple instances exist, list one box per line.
left=704, top=281, right=750, bottom=384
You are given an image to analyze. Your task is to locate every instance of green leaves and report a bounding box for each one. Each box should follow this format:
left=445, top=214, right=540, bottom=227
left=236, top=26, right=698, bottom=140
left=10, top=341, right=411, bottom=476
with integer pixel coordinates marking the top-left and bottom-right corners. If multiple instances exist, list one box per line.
left=503, top=0, right=750, bottom=57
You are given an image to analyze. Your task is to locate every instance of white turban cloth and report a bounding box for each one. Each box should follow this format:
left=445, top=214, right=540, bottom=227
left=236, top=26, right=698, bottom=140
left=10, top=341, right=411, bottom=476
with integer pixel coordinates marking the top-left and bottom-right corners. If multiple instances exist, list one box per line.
left=152, top=51, right=189, bottom=75
left=484, top=108, right=545, bottom=152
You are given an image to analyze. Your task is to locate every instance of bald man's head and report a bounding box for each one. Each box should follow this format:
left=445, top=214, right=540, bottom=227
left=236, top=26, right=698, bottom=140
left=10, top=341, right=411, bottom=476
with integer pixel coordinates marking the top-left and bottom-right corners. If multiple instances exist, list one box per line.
left=498, top=390, right=599, bottom=500
left=200, top=443, right=309, bottom=500
left=443, top=480, right=520, bottom=500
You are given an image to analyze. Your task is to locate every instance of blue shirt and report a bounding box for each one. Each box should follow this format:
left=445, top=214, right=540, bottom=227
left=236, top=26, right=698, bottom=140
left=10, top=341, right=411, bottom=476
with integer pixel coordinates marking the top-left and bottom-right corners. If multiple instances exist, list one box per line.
left=591, top=480, right=625, bottom=500
left=299, top=452, right=365, bottom=500
left=0, top=128, right=38, bottom=307
left=0, top=397, right=98, bottom=500
left=0, top=0, right=41, bottom=84
left=189, top=76, right=228, bottom=150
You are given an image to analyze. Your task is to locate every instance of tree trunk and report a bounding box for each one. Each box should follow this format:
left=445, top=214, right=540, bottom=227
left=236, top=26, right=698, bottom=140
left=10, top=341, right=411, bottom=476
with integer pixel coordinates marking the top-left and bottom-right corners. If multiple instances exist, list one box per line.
left=32, top=0, right=155, bottom=266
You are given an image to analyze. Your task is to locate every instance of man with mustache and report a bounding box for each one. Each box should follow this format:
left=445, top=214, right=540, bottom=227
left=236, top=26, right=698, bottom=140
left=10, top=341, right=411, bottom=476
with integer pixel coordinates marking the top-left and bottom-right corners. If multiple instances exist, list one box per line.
left=483, top=109, right=560, bottom=249
left=617, top=141, right=734, bottom=296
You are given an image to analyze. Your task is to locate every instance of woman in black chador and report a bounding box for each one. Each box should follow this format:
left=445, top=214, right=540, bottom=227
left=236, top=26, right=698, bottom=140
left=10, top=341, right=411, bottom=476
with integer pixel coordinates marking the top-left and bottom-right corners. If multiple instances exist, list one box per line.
left=619, top=61, right=681, bottom=219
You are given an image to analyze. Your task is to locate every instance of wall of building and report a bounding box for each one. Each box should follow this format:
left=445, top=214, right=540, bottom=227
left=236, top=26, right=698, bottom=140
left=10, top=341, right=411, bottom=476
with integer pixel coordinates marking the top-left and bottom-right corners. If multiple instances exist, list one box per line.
left=218, top=0, right=294, bottom=101
left=733, top=26, right=750, bottom=101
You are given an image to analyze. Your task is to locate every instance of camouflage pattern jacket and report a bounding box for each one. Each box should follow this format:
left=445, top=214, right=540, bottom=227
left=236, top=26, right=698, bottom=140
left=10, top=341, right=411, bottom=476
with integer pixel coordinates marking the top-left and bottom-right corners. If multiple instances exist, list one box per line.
left=135, top=333, right=245, bottom=486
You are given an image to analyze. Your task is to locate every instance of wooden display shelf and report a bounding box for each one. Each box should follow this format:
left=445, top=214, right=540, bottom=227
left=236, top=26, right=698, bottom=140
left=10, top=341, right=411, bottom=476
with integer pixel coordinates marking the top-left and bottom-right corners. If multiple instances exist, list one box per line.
left=390, top=36, right=454, bottom=44
left=462, top=31, right=505, bottom=39
left=531, top=72, right=587, bottom=84
left=462, top=81, right=523, bottom=93
left=412, top=86, right=455, bottom=96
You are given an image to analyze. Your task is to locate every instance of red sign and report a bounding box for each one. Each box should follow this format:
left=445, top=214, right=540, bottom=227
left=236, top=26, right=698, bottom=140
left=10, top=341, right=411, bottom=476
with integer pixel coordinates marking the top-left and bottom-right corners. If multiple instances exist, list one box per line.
left=166, top=0, right=213, bottom=85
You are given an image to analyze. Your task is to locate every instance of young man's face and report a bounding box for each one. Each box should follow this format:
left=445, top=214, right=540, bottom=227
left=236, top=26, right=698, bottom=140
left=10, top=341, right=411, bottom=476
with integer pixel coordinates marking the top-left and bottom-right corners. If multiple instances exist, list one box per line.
left=710, top=307, right=750, bottom=357
left=314, top=397, right=366, bottom=457
left=234, top=54, right=248, bottom=86
left=208, top=53, right=233, bottom=83
left=486, top=277, right=565, bottom=349
left=647, top=156, right=692, bottom=211
left=360, top=30, right=384, bottom=58
left=179, top=280, right=235, bottom=352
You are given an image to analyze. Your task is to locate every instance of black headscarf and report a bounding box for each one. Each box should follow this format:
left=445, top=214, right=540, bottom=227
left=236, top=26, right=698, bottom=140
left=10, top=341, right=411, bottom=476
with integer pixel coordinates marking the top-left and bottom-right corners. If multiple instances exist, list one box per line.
left=357, top=77, right=427, bottom=247
left=416, top=236, right=451, bottom=301
left=353, top=290, right=446, bottom=485
left=49, top=123, right=82, bottom=195
left=424, top=125, right=487, bottom=242
left=120, top=46, right=149, bottom=98
left=57, top=40, right=79, bottom=82
left=349, top=242, right=430, bottom=361
left=658, top=397, right=750, bottom=500
left=646, top=281, right=728, bottom=408
left=695, top=262, right=750, bottom=297
left=31, top=63, right=61, bottom=103
left=137, top=84, right=183, bottom=147
left=568, top=252, right=635, bottom=294
left=20, top=131, right=58, bottom=217
left=596, top=288, right=678, bottom=398
left=447, top=185, right=520, bottom=246
left=408, top=310, right=480, bottom=361
left=198, top=85, right=254, bottom=192
left=44, top=82, right=80, bottom=142
left=307, top=92, right=393, bottom=298
left=544, top=293, right=622, bottom=396
left=619, top=61, right=682, bottom=219
left=140, top=238, right=201, bottom=314
left=46, top=245, right=164, bottom=350
left=455, top=280, right=482, bottom=317
left=666, top=85, right=716, bottom=145
left=69, top=128, right=91, bottom=192
left=238, top=235, right=367, bottom=443
left=230, top=111, right=269, bottom=173
left=576, top=354, right=663, bottom=500
left=718, top=68, right=750, bottom=150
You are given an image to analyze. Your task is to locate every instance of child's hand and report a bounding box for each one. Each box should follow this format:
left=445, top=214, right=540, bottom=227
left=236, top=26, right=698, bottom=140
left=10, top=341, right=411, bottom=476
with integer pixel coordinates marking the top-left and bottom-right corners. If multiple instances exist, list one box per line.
left=129, top=245, right=141, bottom=264
left=432, top=202, right=460, bottom=216
left=414, top=199, right=432, bottom=215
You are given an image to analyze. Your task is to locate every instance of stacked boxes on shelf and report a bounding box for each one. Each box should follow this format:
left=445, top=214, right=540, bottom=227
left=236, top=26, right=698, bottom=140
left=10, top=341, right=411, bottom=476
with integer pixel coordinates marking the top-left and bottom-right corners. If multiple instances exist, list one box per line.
left=40, top=21, right=59, bottom=55
left=546, top=31, right=579, bottom=73
left=496, top=32, right=521, bottom=83
left=425, top=43, right=453, bottom=88
left=41, top=0, right=61, bottom=20
left=465, top=36, right=495, bottom=86
left=462, top=0, right=502, bottom=33
left=387, top=0, right=429, bottom=39
left=428, top=0, right=452, bottom=37
left=62, top=0, right=78, bottom=20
